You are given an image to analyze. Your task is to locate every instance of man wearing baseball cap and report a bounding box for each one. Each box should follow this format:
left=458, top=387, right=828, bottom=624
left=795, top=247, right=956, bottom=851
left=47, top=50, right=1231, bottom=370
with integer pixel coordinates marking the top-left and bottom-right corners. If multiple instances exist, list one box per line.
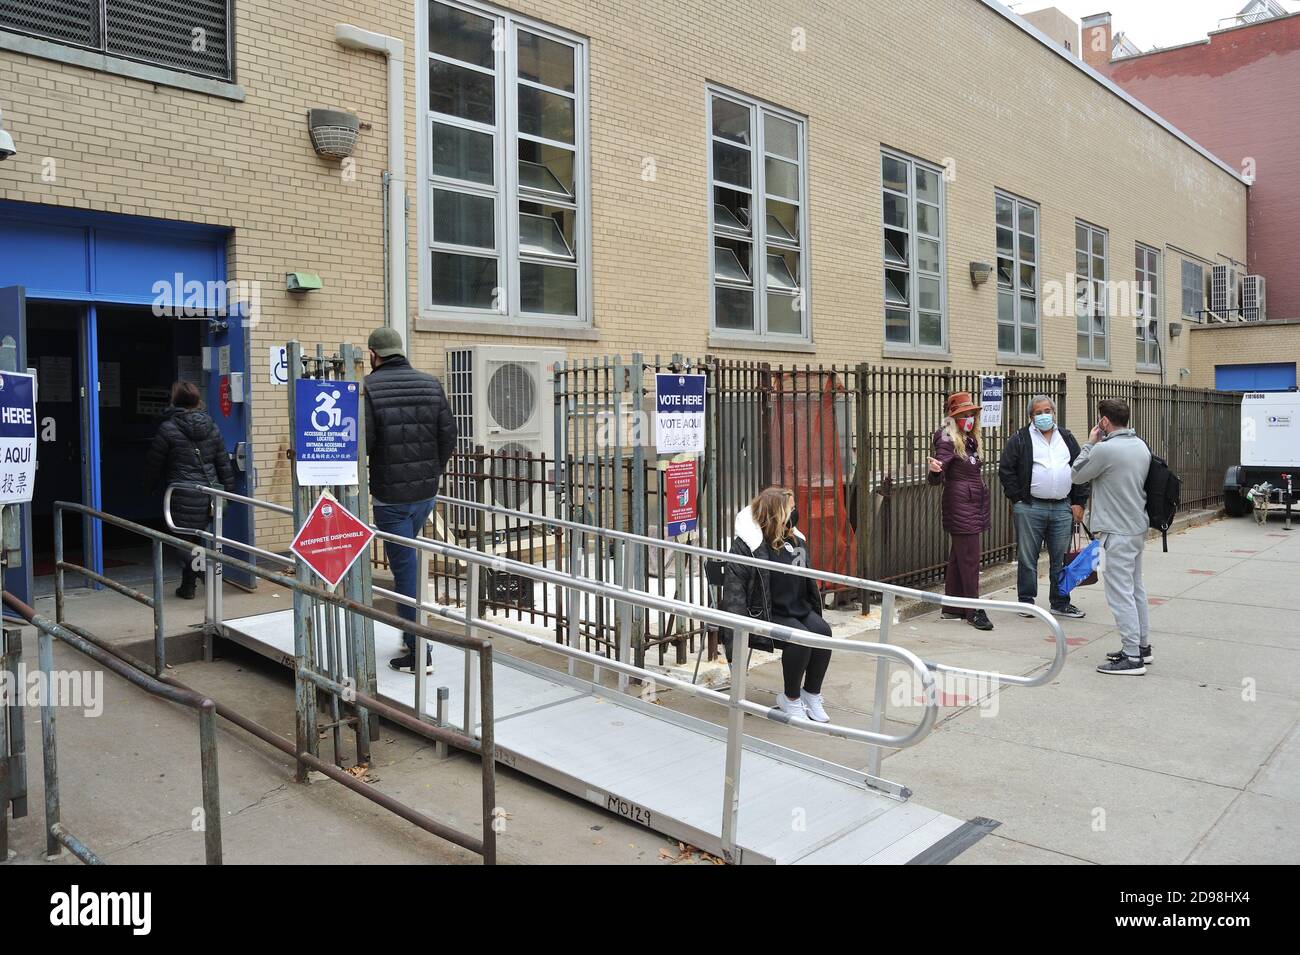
left=364, top=327, right=457, bottom=674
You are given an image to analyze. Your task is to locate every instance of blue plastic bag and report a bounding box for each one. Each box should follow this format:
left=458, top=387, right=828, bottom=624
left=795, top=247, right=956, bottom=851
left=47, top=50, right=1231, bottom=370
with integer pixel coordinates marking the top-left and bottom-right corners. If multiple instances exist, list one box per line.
left=1059, top=538, right=1101, bottom=594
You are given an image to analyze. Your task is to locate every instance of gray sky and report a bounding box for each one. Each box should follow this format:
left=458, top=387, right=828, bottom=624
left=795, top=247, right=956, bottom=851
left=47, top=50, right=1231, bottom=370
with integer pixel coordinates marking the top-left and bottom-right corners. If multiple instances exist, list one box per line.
left=1011, top=0, right=1300, bottom=50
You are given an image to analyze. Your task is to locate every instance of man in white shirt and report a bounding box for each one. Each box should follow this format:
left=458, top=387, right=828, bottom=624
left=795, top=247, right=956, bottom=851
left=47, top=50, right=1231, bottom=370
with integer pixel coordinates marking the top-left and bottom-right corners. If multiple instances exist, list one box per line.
left=997, top=395, right=1090, bottom=618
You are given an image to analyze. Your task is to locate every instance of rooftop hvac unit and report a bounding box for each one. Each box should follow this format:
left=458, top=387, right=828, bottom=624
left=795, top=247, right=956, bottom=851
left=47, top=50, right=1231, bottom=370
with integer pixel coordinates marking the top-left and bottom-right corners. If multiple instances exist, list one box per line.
left=444, top=345, right=565, bottom=534
left=1242, top=275, right=1266, bottom=322
left=1210, top=264, right=1240, bottom=319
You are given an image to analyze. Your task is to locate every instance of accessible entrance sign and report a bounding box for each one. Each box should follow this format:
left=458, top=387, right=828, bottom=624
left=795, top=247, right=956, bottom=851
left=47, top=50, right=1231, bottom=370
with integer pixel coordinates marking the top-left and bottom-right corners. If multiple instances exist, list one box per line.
left=0, top=371, right=37, bottom=505
left=294, top=378, right=360, bottom=486
left=290, top=491, right=375, bottom=589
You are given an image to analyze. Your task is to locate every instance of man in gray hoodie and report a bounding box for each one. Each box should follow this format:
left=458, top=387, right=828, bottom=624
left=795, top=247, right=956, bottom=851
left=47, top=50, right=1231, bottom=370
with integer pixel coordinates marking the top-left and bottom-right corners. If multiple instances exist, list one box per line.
left=1071, top=398, right=1151, bottom=675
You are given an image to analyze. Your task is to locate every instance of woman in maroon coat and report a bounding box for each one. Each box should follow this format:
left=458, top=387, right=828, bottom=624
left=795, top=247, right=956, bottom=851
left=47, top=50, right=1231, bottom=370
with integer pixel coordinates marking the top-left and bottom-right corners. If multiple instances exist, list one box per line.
left=927, top=392, right=994, bottom=630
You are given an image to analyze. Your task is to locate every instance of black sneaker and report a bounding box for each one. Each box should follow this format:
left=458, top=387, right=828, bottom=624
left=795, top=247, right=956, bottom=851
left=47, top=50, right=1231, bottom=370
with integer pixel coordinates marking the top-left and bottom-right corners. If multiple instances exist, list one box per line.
left=1097, top=655, right=1146, bottom=675
left=175, top=585, right=196, bottom=600
left=1107, top=644, right=1153, bottom=664
left=968, top=610, right=994, bottom=631
left=1018, top=602, right=1035, bottom=619
left=1051, top=604, right=1086, bottom=619
left=389, top=651, right=433, bottom=674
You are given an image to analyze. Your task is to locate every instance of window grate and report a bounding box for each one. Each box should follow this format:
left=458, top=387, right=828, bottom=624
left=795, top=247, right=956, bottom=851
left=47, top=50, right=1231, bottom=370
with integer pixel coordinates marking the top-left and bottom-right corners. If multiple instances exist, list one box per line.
left=0, top=0, right=98, bottom=47
left=105, top=0, right=229, bottom=79
left=0, top=0, right=231, bottom=79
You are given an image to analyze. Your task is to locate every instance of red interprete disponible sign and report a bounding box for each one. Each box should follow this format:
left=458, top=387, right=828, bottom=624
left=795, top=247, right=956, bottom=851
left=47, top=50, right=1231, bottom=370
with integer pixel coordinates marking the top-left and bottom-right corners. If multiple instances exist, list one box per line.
left=663, top=458, right=698, bottom=537
left=290, top=491, right=375, bottom=589
left=219, top=376, right=233, bottom=417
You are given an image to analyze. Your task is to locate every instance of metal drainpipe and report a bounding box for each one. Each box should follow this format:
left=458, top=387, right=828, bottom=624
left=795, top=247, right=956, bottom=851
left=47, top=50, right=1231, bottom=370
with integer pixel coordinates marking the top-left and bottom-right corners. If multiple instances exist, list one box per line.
left=335, top=25, right=407, bottom=352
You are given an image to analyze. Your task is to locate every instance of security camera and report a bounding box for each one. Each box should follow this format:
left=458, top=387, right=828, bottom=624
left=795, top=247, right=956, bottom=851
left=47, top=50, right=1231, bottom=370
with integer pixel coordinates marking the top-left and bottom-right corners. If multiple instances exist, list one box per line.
left=0, top=109, right=15, bottom=160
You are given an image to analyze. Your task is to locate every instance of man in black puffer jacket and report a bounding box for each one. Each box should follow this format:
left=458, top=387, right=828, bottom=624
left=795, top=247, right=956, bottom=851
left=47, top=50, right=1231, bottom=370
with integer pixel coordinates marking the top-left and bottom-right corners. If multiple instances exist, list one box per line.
left=144, top=382, right=236, bottom=599
left=363, top=327, right=458, bottom=674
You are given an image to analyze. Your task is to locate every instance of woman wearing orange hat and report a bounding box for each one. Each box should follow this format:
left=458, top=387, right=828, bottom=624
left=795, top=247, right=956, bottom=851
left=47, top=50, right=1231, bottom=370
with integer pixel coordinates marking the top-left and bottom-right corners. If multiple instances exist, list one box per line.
left=927, top=392, right=994, bottom=630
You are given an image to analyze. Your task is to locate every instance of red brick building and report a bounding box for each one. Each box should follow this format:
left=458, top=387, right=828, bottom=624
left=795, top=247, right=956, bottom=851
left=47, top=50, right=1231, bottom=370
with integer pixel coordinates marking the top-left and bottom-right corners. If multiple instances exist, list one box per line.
left=1083, top=10, right=1300, bottom=322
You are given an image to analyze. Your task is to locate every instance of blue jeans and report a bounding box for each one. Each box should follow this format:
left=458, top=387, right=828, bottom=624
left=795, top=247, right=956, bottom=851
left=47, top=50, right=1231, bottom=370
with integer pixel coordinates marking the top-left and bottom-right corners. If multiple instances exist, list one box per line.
left=1013, top=499, right=1073, bottom=609
left=373, top=498, right=436, bottom=651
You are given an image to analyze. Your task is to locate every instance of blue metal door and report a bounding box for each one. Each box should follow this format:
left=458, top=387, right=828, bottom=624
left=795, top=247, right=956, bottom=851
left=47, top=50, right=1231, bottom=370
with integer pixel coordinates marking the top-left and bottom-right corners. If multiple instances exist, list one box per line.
left=202, top=304, right=257, bottom=589
left=0, top=286, right=35, bottom=610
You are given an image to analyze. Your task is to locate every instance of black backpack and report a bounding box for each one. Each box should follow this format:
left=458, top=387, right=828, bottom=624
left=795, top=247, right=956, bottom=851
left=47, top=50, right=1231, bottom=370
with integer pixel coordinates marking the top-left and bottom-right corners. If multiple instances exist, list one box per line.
left=1144, top=453, right=1181, bottom=552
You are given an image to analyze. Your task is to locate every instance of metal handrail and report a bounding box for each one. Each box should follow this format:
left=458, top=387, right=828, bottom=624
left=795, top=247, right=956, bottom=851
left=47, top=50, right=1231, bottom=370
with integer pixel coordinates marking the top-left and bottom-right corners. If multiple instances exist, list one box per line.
left=166, top=483, right=941, bottom=751
left=53, top=500, right=497, bottom=864
left=1, top=590, right=222, bottom=865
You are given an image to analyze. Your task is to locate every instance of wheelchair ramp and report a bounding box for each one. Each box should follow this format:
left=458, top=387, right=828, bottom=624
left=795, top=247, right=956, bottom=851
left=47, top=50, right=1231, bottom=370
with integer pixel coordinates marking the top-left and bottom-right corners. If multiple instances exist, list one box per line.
left=222, top=609, right=990, bottom=864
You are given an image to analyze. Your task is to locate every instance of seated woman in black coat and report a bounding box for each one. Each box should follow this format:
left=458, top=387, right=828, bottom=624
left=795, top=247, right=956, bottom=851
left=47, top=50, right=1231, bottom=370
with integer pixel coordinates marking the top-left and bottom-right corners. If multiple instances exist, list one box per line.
left=143, top=382, right=236, bottom=599
left=720, top=486, right=833, bottom=723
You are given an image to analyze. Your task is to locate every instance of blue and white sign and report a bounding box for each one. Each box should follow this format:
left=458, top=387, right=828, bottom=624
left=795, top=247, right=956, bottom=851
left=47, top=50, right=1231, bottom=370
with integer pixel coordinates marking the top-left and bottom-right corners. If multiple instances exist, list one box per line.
left=270, top=345, right=289, bottom=386
left=980, top=375, right=1004, bottom=429
left=295, top=379, right=360, bottom=486
left=654, top=373, right=706, bottom=455
left=0, top=371, right=37, bottom=505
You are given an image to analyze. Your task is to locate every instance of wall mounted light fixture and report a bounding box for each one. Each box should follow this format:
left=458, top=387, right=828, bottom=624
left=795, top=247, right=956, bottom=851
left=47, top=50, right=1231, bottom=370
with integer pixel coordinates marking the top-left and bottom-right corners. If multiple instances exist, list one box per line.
left=970, top=261, right=992, bottom=286
left=0, top=107, right=16, bottom=161
left=307, top=108, right=359, bottom=160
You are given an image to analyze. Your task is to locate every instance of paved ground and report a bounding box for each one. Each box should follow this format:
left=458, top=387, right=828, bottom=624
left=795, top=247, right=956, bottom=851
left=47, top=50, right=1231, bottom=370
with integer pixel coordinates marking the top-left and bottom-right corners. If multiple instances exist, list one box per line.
left=3, top=513, right=1296, bottom=864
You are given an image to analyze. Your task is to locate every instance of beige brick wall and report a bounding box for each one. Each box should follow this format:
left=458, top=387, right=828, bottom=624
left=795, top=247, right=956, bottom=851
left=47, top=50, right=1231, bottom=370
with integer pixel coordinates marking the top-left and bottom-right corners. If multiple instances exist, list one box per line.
left=1186, top=320, right=1300, bottom=389
left=0, top=0, right=1249, bottom=549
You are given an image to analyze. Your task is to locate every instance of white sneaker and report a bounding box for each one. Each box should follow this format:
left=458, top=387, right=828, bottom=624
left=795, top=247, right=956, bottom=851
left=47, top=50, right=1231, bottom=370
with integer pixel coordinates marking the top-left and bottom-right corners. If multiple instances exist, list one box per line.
left=775, top=693, right=808, bottom=721
left=800, top=690, right=830, bottom=723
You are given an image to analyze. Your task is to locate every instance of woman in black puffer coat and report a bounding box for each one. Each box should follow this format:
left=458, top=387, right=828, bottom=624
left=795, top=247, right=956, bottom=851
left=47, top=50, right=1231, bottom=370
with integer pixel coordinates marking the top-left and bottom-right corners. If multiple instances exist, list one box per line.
left=143, top=382, right=236, bottom=599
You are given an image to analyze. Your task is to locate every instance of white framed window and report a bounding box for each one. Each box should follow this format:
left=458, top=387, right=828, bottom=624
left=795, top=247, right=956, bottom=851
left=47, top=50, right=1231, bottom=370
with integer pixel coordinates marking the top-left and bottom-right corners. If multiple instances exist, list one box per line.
left=1135, top=243, right=1160, bottom=371
left=1075, top=221, right=1108, bottom=366
left=418, top=0, right=590, bottom=325
left=883, top=150, right=946, bottom=351
left=1181, top=260, right=1205, bottom=320
left=995, top=192, right=1039, bottom=360
left=707, top=88, right=810, bottom=340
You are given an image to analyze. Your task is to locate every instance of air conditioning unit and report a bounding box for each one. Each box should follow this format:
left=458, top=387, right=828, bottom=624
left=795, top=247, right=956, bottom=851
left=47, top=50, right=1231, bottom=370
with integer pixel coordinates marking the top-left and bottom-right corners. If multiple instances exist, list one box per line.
left=1242, top=275, right=1266, bottom=322
left=444, top=345, right=565, bottom=534
left=1210, top=264, right=1240, bottom=319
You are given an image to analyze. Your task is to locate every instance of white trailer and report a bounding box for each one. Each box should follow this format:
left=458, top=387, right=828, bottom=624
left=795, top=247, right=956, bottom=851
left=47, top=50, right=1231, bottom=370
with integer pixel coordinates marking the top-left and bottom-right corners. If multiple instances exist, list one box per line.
left=1224, top=391, right=1300, bottom=516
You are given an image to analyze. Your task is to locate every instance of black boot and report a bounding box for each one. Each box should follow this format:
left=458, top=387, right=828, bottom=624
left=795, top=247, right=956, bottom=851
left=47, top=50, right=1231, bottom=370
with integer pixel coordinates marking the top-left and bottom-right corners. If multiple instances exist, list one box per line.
left=176, top=565, right=197, bottom=600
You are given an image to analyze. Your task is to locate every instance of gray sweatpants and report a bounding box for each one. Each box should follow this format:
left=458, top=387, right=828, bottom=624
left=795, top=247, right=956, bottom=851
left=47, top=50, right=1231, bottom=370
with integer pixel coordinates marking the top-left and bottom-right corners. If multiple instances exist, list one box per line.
left=1100, top=532, right=1149, bottom=657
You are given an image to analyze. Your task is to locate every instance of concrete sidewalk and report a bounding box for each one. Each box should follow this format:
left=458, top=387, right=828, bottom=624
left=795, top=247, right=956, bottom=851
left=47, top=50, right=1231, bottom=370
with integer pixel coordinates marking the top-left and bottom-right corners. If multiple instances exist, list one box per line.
left=3, top=513, right=1296, bottom=864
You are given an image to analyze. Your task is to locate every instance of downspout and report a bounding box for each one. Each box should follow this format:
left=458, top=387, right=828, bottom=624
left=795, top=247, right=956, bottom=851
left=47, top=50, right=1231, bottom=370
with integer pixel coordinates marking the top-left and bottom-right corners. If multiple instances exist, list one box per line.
left=335, top=25, right=407, bottom=352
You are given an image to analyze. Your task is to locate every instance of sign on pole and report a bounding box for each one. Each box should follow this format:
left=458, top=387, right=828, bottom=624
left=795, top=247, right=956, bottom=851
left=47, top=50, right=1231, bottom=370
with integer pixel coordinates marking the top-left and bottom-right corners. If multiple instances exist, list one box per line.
left=663, top=458, right=698, bottom=537
left=0, top=371, right=37, bottom=505
left=654, top=372, right=706, bottom=455
left=290, top=491, right=375, bottom=589
left=294, top=378, right=360, bottom=486
left=980, top=375, right=1005, bottom=428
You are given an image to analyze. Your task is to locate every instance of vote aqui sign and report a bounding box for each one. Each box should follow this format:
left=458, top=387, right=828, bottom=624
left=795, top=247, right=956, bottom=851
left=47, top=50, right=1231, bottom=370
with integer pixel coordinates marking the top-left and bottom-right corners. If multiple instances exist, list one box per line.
left=290, top=491, right=375, bottom=589
left=295, top=379, right=360, bottom=486
left=654, top=372, right=706, bottom=455
left=0, top=371, right=37, bottom=505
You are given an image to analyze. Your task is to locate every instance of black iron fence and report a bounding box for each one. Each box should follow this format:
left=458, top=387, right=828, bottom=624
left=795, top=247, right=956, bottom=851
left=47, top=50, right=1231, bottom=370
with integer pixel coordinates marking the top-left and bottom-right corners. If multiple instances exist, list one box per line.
left=376, top=359, right=1240, bottom=662
left=1085, top=378, right=1239, bottom=510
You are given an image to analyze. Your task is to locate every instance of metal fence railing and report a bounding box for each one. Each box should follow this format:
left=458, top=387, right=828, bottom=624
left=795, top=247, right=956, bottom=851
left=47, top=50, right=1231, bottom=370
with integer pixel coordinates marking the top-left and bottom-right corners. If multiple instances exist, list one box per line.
left=1086, top=379, right=1240, bottom=510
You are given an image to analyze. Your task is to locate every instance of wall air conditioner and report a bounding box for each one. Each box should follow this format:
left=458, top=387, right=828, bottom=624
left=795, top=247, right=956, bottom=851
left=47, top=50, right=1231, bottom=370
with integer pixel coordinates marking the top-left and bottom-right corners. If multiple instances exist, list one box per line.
left=1210, top=264, right=1240, bottom=320
left=1242, top=275, right=1266, bottom=323
left=444, top=345, right=565, bottom=537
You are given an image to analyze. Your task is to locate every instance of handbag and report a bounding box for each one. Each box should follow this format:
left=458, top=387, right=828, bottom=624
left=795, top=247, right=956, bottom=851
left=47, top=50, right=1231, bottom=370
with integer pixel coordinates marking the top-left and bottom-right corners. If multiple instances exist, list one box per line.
left=1060, top=522, right=1100, bottom=591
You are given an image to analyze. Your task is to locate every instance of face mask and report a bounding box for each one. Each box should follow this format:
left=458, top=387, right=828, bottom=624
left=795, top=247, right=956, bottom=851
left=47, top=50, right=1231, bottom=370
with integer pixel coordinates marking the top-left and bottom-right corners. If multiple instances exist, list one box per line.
left=786, top=505, right=800, bottom=531
left=1034, top=413, right=1055, bottom=432
left=961, top=417, right=975, bottom=433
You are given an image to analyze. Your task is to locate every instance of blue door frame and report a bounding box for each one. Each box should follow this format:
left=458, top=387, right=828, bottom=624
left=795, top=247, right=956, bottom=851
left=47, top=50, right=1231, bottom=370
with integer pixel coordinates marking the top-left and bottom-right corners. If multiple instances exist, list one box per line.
left=0, top=201, right=243, bottom=584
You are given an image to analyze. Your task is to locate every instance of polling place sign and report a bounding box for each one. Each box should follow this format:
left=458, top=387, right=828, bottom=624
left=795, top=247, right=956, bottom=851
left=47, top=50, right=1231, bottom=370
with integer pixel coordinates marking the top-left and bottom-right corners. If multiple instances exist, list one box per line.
left=295, top=378, right=360, bottom=486
left=654, top=372, right=706, bottom=454
left=0, top=371, right=37, bottom=505
left=980, top=375, right=1004, bottom=428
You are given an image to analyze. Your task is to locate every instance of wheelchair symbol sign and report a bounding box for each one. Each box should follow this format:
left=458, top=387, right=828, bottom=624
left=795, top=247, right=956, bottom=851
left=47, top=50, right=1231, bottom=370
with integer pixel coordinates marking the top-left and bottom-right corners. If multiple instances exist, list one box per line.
left=270, top=345, right=289, bottom=386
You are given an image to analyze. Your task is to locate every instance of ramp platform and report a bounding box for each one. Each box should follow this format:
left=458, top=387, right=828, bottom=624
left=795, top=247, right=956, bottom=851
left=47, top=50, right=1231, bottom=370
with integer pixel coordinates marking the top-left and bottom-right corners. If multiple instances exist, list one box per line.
left=222, top=609, right=994, bottom=864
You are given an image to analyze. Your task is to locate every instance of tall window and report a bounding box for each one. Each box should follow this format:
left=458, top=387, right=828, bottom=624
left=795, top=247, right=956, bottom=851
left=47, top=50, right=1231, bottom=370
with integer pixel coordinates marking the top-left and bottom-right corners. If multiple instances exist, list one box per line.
left=708, top=89, right=809, bottom=339
left=422, top=0, right=589, bottom=322
left=996, top=193, right=1039, bottom=359
left=1181, top=260, right=1205, bottom=320
left=883, top=151, right=945, bottom=351
left=1075, top=222, right=1108, bottom=365
left=0, top=0, right=232, bottom=79
left=1135, top=244, right=1160, bottom=371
